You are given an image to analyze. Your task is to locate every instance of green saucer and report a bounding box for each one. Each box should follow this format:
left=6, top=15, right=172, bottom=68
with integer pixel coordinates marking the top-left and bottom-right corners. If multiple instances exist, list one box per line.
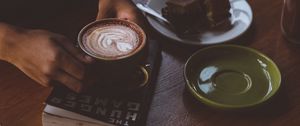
left=184, top=45, right=281, bottom=109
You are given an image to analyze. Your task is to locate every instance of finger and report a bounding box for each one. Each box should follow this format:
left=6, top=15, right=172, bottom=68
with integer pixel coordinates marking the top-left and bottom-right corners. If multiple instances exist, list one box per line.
left=117, top=11, right=138, bottom=22
left=51, top=35, right=94, bottom=64
left=116, top=7, right=146, bottom=28
left=97, top=0, right=115, bottom=20
left=53, top=69, right=83, bottom=93
left=58, top=51, right=86, bottom=81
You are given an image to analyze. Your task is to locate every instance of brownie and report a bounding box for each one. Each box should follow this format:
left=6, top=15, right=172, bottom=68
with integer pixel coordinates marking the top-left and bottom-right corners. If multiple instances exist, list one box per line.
left=162, top=0, right=208, bottom=34
left=204, top=0, right=231, bottom=26
left=162, top=0, right=231, bottom=35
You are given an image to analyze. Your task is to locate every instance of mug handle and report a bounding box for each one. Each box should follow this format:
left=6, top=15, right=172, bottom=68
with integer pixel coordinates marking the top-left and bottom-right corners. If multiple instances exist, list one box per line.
left=136, top=65, right=150, bottom=88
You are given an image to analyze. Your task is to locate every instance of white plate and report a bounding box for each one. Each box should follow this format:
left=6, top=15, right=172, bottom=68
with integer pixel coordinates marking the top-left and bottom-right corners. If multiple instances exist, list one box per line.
left=145, top=0, right=253, bottom=45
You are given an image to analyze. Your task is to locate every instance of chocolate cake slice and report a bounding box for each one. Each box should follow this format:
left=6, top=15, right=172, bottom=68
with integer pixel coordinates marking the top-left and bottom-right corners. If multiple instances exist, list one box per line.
left=162, top=0, right=231, bottom=35
left=204, top=0, right=231, bottom=26
left=162, top=0, right=208, bottom=34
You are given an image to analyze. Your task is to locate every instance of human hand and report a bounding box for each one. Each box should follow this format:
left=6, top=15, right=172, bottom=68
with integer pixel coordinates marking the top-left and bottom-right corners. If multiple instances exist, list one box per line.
left=97, top=0, right=144, bottom=26
left=0, top=26, right=93, bottom=92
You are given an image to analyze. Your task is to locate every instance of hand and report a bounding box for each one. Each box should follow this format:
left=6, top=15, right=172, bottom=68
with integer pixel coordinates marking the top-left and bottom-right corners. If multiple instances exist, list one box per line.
left=0, top=25, right=93, bottom=92
left=97, top=0, right=144, bottom=26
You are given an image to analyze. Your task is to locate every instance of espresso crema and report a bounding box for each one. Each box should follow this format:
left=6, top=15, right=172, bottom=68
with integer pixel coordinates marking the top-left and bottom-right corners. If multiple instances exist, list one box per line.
left=83, top=24, right=140, bottom=59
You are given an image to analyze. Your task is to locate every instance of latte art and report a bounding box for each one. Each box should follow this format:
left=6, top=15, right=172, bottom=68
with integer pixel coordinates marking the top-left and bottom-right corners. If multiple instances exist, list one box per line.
left=84, top=25, right=140, bottom=59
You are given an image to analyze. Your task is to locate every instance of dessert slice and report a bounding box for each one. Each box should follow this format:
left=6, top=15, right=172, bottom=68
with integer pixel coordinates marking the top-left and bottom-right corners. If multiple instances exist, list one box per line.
left=204, top=0, right=231, bottom=26
left=162, top=0, right=231, bottom=35
left=162, top=0, right=208, bottom=34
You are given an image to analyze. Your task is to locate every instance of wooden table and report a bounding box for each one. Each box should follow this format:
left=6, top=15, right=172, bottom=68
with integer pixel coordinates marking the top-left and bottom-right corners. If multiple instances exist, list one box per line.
left=2, top=0, right=300, bottom=126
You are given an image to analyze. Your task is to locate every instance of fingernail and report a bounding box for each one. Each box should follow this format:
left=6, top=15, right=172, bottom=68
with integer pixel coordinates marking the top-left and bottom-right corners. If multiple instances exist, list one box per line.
left=120, top=17, right=129, bottom=20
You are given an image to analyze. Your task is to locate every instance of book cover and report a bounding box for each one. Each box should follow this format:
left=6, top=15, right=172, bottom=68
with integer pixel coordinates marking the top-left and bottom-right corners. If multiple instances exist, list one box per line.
left=43, top=40, right=161, bottom=126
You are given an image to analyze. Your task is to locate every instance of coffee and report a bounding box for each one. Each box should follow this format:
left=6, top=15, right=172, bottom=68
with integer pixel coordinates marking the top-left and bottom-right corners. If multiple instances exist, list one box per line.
left=78, top=19, right=146, bottom=60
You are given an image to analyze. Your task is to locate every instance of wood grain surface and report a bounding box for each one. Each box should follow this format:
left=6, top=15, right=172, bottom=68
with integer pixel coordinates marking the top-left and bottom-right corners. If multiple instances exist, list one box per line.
left=2, top=0, right=300, bottom=126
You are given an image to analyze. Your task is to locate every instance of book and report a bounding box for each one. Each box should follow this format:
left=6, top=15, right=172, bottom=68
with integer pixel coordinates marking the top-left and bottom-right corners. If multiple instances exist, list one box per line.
left=42, top=40, right=161, bottom=126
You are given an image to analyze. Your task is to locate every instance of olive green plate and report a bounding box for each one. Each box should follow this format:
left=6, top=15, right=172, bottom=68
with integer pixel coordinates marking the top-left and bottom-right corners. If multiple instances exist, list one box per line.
left=184, top=45, right=281, bottom=109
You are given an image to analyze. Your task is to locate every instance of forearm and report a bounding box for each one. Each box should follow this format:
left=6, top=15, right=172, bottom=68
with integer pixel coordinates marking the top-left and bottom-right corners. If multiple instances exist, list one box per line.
left=0, top=22, right=24, bottom=62
left=0, top=22, right=10, bottom=61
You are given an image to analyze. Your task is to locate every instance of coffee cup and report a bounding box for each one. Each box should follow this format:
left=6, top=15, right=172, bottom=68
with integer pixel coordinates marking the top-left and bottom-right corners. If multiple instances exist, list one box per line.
left=281, top=0, right=300, bottom=44
left=78, top=18, right=149, bottom=90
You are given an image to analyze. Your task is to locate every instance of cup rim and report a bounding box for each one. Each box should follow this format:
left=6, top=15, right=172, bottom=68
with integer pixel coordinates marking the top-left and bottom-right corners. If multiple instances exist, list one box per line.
left=78, top=18, right=147, bottom=61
